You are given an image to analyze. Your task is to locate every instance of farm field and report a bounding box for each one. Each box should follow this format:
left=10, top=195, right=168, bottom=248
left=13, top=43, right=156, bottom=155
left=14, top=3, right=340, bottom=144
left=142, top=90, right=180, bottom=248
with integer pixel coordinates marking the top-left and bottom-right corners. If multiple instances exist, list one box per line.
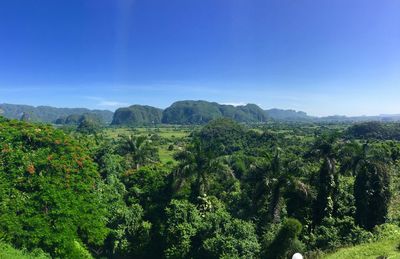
left=103, top=126, right=192, bottom=164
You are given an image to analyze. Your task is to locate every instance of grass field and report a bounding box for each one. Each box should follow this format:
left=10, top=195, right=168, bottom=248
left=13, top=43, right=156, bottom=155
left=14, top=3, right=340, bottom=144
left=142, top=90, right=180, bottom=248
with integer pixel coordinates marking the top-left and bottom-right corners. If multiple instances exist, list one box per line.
left=0, top=242, right=49, bottom=259
left=103, top=127, right=191, bottom=139
left=103, top=126, right=191, bottom=164
left=325, top=237, right=400, bottom=259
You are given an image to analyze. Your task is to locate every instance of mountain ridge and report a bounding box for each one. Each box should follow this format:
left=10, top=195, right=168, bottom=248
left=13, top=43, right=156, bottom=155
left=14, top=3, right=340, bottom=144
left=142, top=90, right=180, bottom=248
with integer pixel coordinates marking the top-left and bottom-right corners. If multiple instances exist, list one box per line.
left=2, top=101, right=400, bottom=125
left=0, top=103, right=113, bottom=124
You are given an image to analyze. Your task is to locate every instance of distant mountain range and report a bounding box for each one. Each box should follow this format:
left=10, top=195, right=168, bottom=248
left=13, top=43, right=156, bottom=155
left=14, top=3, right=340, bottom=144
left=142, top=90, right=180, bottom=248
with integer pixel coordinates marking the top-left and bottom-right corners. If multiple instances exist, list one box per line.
left=1, top=101, right=400, bottom=125
left=0, top=103, right=113, bottom=124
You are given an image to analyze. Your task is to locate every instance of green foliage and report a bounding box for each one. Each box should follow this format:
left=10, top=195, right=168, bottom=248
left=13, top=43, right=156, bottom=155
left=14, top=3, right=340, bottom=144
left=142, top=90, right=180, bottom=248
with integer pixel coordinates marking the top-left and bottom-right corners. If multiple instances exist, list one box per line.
left=264, top=218, right=304, bottom=259
left=1, top=116, right=400, bottom=258
left=105, top=203, right=151, bottom=257
left=325, top=224, right=400, bottom=259
left=311, top=132, right=339, bottom=225
left=164, top=199, right=202, bottom=258
left=308, top=217, right=373, bottom=251
left=197, top=118, right=248, bottom=156
left=118, top=135, right=159, bottom=169
left=56, top=113, right=104, bottom=128
left=347, top=121, right=400, bottom=140
left=77, top=116, right=102, bottom=134
left=163, top=197, right=260, bottom=259
left=0, top=241, right=49, bottom=259
left=354, top=160, right=392, bottom=230
left=0, top=118, right=109, bottom=257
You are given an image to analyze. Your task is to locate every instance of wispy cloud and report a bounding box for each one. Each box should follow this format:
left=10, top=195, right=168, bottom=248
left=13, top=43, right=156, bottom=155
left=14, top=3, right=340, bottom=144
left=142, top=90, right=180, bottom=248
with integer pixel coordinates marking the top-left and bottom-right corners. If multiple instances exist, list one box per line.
left=221, top=102, right=247, bottom=106
left=98, top=100, right=129, bottom=107
left=85, top=96, right=128, bottom=108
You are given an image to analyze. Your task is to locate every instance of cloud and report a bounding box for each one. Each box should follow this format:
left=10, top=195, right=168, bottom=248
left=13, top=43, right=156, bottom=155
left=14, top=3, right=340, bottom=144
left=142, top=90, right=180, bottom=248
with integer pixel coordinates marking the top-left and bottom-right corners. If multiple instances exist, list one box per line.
left=85, top=96, right=128, bottom=108
left=98, top=100, right=129, bottom=107
left=220, top=102, right=247, bottom=106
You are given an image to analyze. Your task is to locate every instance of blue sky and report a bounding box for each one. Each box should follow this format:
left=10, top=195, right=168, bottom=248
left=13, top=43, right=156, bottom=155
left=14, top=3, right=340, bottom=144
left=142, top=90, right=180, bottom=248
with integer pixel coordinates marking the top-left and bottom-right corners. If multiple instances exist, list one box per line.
left=0, top=0, right=399, bottom=116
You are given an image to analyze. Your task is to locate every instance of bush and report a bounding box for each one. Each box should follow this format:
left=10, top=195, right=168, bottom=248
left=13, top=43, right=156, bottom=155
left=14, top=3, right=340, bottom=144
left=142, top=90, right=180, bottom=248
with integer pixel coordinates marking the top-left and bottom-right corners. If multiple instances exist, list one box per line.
left=265, top=218, right=304, bottom=259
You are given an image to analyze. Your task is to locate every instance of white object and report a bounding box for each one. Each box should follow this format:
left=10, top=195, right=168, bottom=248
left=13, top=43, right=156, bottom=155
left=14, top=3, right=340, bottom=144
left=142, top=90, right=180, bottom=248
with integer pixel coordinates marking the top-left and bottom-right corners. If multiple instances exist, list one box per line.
left=292, top=253, right=303, bottom=259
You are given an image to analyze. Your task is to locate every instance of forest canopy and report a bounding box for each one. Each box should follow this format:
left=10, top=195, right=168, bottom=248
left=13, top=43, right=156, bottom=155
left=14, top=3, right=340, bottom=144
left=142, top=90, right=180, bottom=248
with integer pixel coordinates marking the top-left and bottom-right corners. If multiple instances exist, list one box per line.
left=1, top=116, right=400, bottom=258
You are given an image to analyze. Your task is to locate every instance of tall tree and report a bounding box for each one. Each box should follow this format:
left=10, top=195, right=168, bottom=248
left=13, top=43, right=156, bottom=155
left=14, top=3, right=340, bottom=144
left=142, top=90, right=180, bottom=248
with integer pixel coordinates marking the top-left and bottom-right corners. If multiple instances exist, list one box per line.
left=354, top=159, right=391, bottom=230
left=173, top=138, right=234, bottom=199
left=311, top=132, right=339, bottom=226
left=0, top=118, right=109, bottom=257
left=118, top=135, right=158, bottom=170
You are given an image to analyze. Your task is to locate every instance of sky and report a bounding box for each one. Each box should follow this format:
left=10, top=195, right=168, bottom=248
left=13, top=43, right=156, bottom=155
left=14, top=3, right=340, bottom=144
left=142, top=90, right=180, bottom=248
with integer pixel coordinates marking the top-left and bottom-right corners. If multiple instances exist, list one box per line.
left=0, top=0, right=399, bottom=116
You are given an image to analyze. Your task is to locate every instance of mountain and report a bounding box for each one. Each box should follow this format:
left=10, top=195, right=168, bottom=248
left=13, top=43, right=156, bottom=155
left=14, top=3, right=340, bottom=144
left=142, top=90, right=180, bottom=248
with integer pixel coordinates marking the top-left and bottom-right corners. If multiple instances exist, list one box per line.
left=161, top=100, right=268, bottom=124
left=111, top=105, right=163, bottom=126
left=0, top=103, right=113, bottom=124
left=264, top=109, right=400, bottom=123
left=2, top=102, right=400, bottom=126
left=265, top=109, right=313, bottom=121
left=54, top=113, right=104, bottom=126
left=318, top=115, right=400, bottom=123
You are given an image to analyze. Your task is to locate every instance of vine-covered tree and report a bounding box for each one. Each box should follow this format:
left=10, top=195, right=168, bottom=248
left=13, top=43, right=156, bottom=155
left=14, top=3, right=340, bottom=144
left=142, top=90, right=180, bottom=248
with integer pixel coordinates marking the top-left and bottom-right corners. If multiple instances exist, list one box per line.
left=311, top=132, right=339, bottom=226
left=354, top=159, right=391, bottom=230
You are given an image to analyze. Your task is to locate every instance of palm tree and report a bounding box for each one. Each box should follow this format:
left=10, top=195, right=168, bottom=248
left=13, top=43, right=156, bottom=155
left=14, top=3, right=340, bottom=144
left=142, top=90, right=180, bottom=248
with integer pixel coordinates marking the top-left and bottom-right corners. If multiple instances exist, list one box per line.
left=118, top=135, right=158, bottom=170
left=172, top=138, right=234, bottom=199
left=310, top=132, right=339, bottom=226
left=250, top=147, right=304, bottom=225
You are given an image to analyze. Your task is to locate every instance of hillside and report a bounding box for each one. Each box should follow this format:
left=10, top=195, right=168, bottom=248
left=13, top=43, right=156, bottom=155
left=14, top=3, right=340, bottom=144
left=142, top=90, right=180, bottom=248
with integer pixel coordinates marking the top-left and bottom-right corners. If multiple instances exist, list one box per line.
left=265, top=108, right=312, bottom=121
left=54, top=113, right=104, bottom=126
left=0, top=103, right=113, bottom=124
left=111, top=105, right=163, bottom=126
left=325, top=238, right=400, bottom=259
left=0, top=242, right=49, bottom=259
left=3, top=102, right=400, bottom=126
left=161, top=100, right=268, bottom=124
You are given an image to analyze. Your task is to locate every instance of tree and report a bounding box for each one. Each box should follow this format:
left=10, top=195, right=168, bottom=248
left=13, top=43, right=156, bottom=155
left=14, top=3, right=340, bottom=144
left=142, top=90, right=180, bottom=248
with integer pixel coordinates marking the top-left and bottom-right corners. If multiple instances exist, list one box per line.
left=0, top=118, right=109, bottom=257
left=164, top=200, right=202, bottom=258
left=311, top=132, right=339, bottom=226
left=198, top=197, right=260, bottom=259
left=163, top=197, right=260, bottom=259
left=172, top=138, right=234, bottom=200
left=354, top=160, right=391, bottom=230
left=118, top=135, right=158, bottom=170
left=339, top=141, right=368, bottom=176
left=339, top=141, right=392, bottom=230
left=264, top=218, right=304, bottom=259
left=245, top=146, right=307, bottom=229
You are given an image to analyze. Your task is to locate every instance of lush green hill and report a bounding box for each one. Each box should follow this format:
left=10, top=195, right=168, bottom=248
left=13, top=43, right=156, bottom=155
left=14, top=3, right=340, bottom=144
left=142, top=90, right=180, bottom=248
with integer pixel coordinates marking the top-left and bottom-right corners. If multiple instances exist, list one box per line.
left=54, top=113, right=103, bottom=126
left=161, top=100, right=221, bottom=124
left=161, top=100, right=268, bottom=124
left=0, top=242, right=49, bottom=259
left=346, top=121, right=400, bottom=140
left=325, top=238, right=400, bottom=259
left=111, top=105, right=163, bottom=126
left=325, top=224, right=400, bottom=259
left=0, top=103, right=113, bottom=124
